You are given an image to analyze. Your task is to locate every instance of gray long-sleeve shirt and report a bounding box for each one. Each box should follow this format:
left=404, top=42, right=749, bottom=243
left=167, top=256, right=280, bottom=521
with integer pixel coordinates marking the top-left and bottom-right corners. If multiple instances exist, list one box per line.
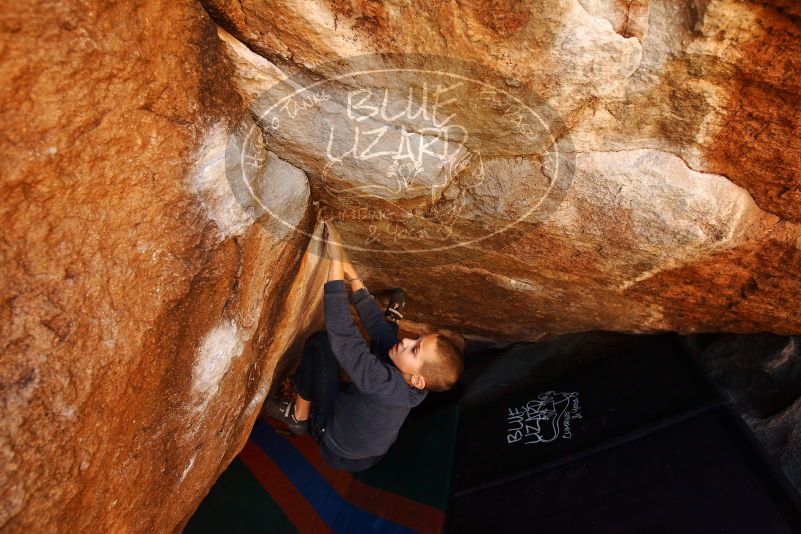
left=321, top=279, right=427, bottom=461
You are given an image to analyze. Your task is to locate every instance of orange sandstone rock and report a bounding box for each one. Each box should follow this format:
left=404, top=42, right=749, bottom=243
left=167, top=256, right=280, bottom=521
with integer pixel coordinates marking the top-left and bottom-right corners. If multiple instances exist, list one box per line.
left=0, top=1, right=320, bottom=531
left=3, top=0, right=801, bottom=531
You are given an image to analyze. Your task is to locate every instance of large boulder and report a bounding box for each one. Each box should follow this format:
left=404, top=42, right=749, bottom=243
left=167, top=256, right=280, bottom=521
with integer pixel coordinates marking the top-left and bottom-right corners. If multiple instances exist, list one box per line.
left=0, top=1, right=321, bottom=531
left=3, top=0, right=801, bottom=531
left=205, top=0, right=801, bottom=339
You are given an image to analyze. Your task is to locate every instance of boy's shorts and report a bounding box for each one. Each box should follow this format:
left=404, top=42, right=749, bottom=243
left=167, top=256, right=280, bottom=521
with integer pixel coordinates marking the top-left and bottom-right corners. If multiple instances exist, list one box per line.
left=318, top=428, right=382, bottom=472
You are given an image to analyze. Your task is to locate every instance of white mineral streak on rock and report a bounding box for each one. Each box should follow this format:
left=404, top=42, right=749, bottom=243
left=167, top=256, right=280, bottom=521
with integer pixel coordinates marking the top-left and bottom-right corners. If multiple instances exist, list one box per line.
left=687, top=1, right=760, bottom=66
left=245, top=387, right=268, bottom=417
left=443, top=155, right=551, bottom=222
left=576, top=0, right=650, bottom=41
left=226, top=1, right=373, bottom=66
left=192, top=320, right=246, bottom=413
left=562, top=1, right=730, bottom=168
left=255, top=152, right=311, bottom=240
left=680, top=1, right=761, bottom=154
left=446, top=265, right=546, bottom=294
left=218, top=26, right=470, bottom=203
left=628, top=0, right=691, bottom=86
left=188, top=117, right=310, bottom=241
left=216, top=27, right=290, bottom=97
left=551, top=0, right=643, bottom=103
left=188, top=123, right=255, bottom=239
left=541, top=149, right=765, bottom=289
left=179, top=453, right=197, bottom=482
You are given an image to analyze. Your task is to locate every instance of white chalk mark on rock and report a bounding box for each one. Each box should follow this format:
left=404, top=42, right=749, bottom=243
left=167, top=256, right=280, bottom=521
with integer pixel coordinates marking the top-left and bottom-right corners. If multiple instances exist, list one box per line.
left=192, top=319, right=245, bottom=413
left=188, top=123, right=255, bottom=239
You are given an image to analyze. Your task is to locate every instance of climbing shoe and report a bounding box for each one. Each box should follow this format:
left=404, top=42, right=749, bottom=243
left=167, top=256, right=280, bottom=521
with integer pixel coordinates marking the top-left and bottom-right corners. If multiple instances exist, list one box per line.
left=260, top=397, right=309, bottom=436
left=384, top=287, right=406, bottom=323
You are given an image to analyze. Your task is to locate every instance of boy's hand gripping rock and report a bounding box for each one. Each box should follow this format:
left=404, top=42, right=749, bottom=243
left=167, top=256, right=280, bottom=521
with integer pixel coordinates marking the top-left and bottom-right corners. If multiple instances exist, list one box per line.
left=324, top=221, right=344, bottom=262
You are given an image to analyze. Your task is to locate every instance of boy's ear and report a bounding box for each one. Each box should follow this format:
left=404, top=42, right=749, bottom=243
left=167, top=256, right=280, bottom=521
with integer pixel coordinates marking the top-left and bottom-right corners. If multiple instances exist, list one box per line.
left=410, top=374, right=426, bottom=390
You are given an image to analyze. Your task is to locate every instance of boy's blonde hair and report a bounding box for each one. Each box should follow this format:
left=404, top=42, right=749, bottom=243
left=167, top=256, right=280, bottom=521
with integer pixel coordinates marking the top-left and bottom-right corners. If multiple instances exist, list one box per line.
left=420, top=333, right=464, bottom=392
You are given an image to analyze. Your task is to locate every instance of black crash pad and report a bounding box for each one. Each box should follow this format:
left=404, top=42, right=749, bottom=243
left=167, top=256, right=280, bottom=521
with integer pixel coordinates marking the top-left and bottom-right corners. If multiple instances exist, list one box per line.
left=454, top=339, right=718, bottom=493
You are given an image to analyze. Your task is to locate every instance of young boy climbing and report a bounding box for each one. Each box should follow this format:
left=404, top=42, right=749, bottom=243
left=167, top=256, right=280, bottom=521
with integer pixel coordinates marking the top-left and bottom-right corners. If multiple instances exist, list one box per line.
left=261, top=221, right=464, bottom=472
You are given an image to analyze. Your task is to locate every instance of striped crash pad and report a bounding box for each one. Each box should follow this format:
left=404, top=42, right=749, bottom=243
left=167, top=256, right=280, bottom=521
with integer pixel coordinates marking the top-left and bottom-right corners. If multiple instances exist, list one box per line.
left=186, top=405, right=459, bottom=533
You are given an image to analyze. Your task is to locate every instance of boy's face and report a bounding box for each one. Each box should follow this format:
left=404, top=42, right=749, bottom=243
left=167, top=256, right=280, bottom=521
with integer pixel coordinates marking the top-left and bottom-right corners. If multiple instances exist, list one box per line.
left=389, top=333, right=434, bottom=389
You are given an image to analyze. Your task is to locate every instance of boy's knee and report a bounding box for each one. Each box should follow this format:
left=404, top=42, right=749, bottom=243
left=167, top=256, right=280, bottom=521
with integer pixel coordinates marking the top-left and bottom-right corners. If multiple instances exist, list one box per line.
left=303, top=331, right=333, bottom=361
left=305, top=330, right=328, bottom=350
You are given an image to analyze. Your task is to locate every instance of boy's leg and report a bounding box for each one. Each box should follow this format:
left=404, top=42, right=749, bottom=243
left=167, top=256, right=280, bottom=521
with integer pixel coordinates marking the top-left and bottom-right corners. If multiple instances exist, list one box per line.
left=294, top=394, right=311, bottom=421
left=291, top=331, right=342, bottom=441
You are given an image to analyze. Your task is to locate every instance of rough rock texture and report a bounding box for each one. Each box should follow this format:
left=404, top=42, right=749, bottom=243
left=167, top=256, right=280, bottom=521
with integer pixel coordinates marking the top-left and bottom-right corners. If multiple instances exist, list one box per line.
left=683, top=334, right=801, bottom=494
left=206, top=0, right=801, bottom=340
left=3, top=0, right=801, bottom=531
left=1, top=1, right=325, bottom=531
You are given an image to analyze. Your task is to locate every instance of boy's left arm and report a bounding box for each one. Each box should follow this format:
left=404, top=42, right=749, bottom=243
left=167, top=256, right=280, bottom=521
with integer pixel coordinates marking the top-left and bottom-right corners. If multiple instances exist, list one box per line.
left=322, top=221, right=407, bottom=397
left=351, top=287, right=398, bottom=358
left=324, top=280, right=408, bottom=398
left=341, top=250, right=397, bottom=356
